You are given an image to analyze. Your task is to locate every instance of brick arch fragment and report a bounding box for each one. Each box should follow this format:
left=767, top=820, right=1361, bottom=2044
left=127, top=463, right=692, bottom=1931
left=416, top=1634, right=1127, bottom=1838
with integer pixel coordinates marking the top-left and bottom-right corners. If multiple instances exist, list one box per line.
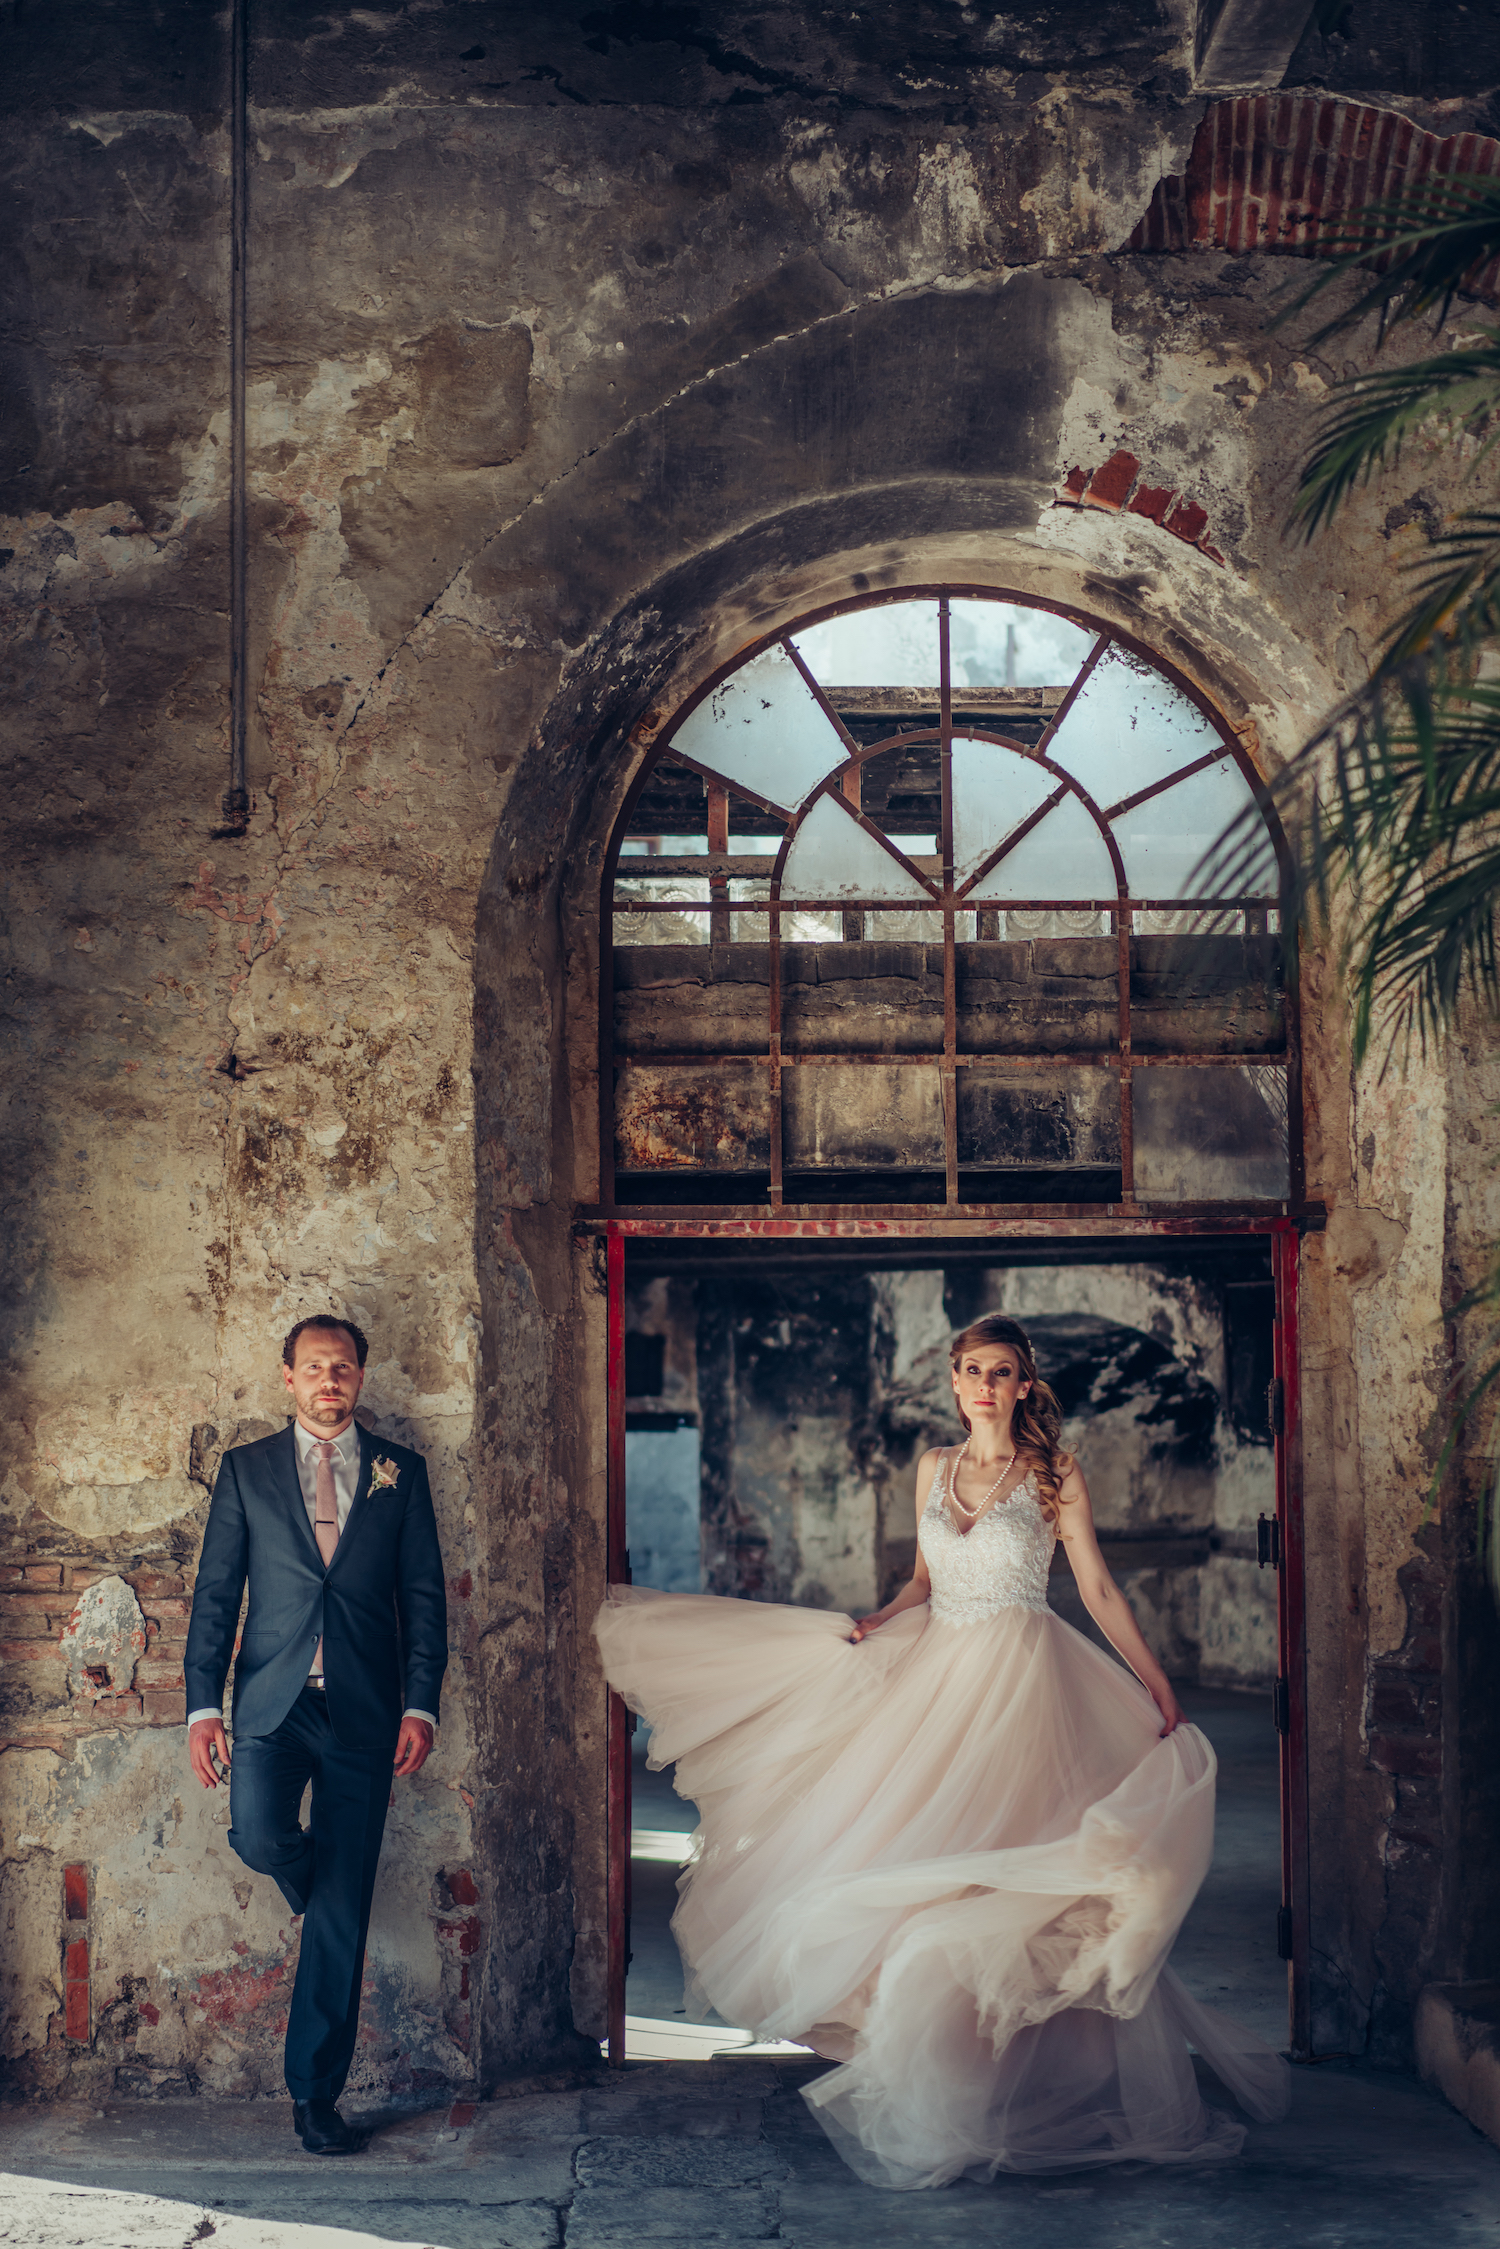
left=1126, top=95, right=1500, bottom=304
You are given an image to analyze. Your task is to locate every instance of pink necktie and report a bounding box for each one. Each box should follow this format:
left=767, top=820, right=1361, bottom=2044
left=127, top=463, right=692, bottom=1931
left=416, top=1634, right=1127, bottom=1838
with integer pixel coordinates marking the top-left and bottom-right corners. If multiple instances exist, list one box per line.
left=311, top=1440, right=339, bottom=1678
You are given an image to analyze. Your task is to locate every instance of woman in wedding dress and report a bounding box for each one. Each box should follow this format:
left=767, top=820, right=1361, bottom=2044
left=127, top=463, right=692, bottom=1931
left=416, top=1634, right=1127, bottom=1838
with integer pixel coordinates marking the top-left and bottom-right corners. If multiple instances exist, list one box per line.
left=594, top=1313, right=1289, bottom=2189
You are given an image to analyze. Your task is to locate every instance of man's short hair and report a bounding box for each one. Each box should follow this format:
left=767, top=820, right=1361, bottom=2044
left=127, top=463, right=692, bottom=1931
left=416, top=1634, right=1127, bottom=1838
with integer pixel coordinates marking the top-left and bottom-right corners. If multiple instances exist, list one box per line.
left=282, top=1315, right=369, bottom=1369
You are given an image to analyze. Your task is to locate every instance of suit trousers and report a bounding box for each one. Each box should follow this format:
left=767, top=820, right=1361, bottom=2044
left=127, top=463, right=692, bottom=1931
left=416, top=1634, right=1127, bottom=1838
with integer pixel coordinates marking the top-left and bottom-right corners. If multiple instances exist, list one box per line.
left=227, top=1682, right=393, bottom=2101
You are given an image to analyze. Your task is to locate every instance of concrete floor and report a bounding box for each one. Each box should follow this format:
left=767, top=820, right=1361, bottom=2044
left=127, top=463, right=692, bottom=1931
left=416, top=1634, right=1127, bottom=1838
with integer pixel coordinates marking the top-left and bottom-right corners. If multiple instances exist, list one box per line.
left=4, top=1689, right=1499, bottom=2246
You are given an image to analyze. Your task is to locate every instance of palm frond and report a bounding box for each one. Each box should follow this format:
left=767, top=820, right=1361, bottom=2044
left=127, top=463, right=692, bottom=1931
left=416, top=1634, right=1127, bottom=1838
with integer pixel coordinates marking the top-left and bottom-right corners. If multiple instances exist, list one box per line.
left=1273, top=171, right=1500, bottom=349
left=1290, top=344, right=1500, bottom=539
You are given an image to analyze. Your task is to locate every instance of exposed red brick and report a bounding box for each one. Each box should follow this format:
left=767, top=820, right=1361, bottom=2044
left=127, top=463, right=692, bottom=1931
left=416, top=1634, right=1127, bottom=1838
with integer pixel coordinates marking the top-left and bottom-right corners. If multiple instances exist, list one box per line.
left=0, top=1594, right=64, bottom=1635
left=1127, top=482, right=1174, bottom=524
left=64, top=1938, right=89, bottom=1980
left=66, top=1859, right=92, bottom=1922
left=1061, top=465, right=1088, bottom=497
left=22, top=1565, right=64, bottom=1588
left=139, top=1690, right=185, bottom=1724
left=0, top=1567, right=27, bottom=1589
left=191, top=1959, right=288, bottom=2027
left=64, top=1981, right=90, bottom=2043
left=1084, top=450, right=1138, bottom=510
left=139, top=2000, right=160, bottom=2026
left=134, top=1660, right=186, bottom=1690
left=0, top=1641, right=65, bottom=1662
left=131, top=1575, right=185, bottom=1598
left=1198, top=542, right=1227, bottom=566
left=447, top=2100, right=477, bottom=2128
left=1165, top=498, right=1210, bottom=544
left=1126, top=96, right=1500, bottom=303
left=447, top=1867, right=480, bottom=1907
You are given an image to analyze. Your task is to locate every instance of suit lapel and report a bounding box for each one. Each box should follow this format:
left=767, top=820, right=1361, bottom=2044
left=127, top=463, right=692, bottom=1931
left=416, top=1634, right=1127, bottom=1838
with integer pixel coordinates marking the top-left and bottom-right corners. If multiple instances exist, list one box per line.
left=326, top=1424, right=374, bottom=1577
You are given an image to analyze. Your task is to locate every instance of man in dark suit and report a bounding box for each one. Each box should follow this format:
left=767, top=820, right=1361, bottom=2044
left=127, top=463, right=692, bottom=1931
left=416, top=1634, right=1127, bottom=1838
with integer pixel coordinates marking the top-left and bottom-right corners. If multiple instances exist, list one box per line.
left=185, top=1315, right=447, bottom=2153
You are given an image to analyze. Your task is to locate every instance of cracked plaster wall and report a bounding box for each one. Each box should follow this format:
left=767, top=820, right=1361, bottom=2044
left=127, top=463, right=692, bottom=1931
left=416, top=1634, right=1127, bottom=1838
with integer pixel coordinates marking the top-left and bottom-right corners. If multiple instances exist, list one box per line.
left=3, top=1, right=1499, bottom=2093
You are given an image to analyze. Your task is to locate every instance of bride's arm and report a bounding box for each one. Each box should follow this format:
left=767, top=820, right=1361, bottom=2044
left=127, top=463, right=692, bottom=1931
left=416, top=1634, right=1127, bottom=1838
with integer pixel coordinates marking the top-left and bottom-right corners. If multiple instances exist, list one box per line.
left=848, top=1448, right=938, bottom=1643
left=1053, top=1460, right=1186, bottom=1736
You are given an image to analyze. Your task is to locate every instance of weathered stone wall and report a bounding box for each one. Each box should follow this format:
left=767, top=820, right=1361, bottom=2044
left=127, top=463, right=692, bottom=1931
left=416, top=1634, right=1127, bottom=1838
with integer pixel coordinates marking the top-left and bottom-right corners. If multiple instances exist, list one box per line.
left=3, top=1, right=1498, bottom=2093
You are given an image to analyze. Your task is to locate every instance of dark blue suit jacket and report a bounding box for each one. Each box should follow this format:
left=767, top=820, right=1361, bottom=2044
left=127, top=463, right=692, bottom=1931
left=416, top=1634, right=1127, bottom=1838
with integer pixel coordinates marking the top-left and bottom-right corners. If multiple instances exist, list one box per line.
left=184, top=1422, right=448, bottom=1750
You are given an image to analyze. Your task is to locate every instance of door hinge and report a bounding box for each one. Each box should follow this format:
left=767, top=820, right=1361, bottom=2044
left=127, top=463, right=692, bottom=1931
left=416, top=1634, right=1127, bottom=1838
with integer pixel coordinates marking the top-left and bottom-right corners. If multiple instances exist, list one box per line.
left=1268, top=1375, right=1285, bottom=1438
left=1277, top=1905, right=1294, bottom=1961
left=1256, top=1514, right=1282, bottom=1570
left=1272, top=1677, right=1290, bottom=1735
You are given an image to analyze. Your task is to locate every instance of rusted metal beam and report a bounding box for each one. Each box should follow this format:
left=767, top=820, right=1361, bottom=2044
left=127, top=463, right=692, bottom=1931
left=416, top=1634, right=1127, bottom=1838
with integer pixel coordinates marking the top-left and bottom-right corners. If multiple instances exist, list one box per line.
left=587, top=1207, right=1304, bottom=1234
left=611, top=1049, right=1288, bottom=1069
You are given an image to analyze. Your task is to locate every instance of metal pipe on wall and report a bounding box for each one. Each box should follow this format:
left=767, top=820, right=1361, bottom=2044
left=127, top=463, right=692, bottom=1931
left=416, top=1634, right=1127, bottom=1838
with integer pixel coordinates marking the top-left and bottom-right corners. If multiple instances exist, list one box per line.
left=218, top=0, right=250, bottom=837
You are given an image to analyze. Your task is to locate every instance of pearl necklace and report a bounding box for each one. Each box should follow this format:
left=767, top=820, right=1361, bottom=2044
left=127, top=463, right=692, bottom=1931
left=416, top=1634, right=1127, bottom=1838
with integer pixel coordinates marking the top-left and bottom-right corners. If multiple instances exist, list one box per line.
left=951, top=1440, right=1018, bottom=1520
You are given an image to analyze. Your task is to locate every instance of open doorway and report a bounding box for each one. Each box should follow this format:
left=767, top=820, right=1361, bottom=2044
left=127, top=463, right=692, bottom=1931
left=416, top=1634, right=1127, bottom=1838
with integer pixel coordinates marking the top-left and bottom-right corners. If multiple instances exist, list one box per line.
left=607, top=1232, right=1297, bottom=2062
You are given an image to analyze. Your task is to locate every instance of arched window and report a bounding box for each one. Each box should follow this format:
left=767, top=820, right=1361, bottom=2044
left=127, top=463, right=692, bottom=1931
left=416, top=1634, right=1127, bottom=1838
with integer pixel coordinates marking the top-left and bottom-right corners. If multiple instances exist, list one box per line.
left=602, top=589, right=1294, bottom=1213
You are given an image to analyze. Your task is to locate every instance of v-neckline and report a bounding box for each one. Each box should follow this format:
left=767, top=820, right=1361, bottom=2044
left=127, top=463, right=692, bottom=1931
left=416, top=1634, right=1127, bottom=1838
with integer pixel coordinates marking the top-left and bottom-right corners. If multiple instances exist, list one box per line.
left=943, top=1449, right=1031, bottom=1540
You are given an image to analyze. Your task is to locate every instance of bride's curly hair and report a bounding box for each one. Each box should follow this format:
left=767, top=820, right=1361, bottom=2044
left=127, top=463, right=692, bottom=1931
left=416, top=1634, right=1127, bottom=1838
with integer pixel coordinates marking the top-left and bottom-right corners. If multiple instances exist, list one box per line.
left=949, top=1315, right=1072, bottom=1521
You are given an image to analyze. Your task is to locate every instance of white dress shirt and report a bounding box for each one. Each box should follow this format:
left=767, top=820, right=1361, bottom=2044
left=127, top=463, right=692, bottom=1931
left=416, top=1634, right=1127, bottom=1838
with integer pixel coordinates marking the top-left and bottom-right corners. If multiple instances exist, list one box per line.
left=188, top=1419, right=437, bottom=1730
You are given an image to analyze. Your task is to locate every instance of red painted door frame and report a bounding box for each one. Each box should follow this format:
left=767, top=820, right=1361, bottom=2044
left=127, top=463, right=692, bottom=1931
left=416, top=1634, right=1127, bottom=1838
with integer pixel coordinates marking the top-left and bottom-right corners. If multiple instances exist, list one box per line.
left=602, top=1214, right=1308, bottom=2064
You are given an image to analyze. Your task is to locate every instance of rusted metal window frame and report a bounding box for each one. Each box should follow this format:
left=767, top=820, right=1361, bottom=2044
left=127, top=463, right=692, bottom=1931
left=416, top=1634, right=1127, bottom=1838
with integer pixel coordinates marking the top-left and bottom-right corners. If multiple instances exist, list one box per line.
left=598, top=584, right=1302, bottom=1222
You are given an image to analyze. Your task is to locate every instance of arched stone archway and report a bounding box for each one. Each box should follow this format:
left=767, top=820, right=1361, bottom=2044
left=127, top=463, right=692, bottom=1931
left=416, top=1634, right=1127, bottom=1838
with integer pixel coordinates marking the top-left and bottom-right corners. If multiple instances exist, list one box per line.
left=460, top=281, right=1337, bottom=2077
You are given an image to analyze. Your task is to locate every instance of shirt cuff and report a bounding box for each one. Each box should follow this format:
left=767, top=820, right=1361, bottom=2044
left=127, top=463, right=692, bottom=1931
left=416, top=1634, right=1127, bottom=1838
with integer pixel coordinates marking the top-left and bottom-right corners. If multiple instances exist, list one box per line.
left=403, top=1709, right=437, bottom=1727
left=186, top=1708, right=222, bottom=1728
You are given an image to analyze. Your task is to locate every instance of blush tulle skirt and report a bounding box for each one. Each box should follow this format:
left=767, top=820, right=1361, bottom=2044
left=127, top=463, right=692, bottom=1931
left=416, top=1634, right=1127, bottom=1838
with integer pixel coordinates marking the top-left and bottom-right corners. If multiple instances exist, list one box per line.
left=594, top=1585, right=1289, bottom=2190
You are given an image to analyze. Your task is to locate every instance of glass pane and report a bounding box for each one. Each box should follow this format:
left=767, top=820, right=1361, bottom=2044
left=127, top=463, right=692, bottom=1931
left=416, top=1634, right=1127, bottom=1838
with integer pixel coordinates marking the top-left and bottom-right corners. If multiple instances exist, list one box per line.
left=969, top=791, right=1117, bottom=903
left=612, top=875, right=710, bottom=947
left=672, top=643, right=847, bottom=812
left=1132, top=1064, right=1289, bottom=1201
left=782, top=1063, right=944, bottom=1170
left=1047, top=643, right=1222, bottom=808
left=951, top=735, right=1060, bottom=884
left=949, top=601, right=1096, bottom=690
left=1113, top=760, right=1274, bottom=900
left=614, top=1061, right=770, bottom=1173
left=791, top=600, right=941, bottom=688
left=782, top=791, right=933, bottom=902
left=957, top=1066, right=1121, bottom=1188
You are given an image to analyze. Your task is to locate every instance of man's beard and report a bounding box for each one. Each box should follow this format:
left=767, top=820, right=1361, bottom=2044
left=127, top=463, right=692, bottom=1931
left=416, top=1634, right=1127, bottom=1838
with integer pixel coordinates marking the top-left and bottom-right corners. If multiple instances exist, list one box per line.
left=307, top=1397, right=348, bottom=1423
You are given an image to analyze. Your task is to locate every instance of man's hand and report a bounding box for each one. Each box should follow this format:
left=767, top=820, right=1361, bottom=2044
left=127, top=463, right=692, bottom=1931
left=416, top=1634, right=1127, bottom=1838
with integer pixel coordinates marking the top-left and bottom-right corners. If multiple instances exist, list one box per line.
left=189, top=1716, right=231, bottom=1790
left=393, top=1716, right=434, bottom=1777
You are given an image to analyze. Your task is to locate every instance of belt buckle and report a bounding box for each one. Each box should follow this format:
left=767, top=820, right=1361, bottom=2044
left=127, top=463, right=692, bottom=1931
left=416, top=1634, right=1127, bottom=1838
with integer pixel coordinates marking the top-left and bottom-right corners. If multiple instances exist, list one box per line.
left=309, top=1675, right=327, bottom=1692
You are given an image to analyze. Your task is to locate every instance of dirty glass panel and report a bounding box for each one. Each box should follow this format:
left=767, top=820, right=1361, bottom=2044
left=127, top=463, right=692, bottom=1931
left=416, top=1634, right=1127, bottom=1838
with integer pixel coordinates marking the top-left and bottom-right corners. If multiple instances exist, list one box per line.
left=612, top=875, right=711, bottom=946
left=969, top=790, right=1116, bottom=903
left=791, top=600, right=941, bottom=689
left=868, top=908, right=972, bottom=941
left=1112, top=759, right=1273, bottom=900
left=614, top=1060, right=770, bottom=1174
left=613, top=946, right=770, bottom=1058
left=1132, top=1063, right=1289, bottom=1201
left=671, top=643, right=847, bottom=812
left=782, top=1063, right=944, bottom=1171
left=949, top=602, right=1096, bottom=690
left=782, top=791, right=934, bottom=902
left=1046, top=643, right=1222, bottom=807
left=957, top=1066, right=1121, bottom=1200
left=951, top=735, right=1060, bottom=884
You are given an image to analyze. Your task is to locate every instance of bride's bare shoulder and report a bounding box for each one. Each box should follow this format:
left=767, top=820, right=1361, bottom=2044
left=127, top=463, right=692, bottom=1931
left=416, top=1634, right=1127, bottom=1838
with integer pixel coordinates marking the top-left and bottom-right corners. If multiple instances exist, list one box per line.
left=914, top=1444, right=946, bottom=1491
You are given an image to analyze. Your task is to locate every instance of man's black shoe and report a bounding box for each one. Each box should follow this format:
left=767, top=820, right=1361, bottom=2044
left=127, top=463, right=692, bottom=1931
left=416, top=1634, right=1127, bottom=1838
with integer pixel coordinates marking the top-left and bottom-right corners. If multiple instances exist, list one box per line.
left=293, top=2098, right=362, bottom=2154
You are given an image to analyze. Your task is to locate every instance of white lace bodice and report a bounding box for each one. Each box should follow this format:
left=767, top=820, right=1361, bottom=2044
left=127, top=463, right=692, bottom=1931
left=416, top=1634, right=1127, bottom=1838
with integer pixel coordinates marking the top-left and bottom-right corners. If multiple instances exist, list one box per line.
left=919, top=1450, right=1056, bottom=1625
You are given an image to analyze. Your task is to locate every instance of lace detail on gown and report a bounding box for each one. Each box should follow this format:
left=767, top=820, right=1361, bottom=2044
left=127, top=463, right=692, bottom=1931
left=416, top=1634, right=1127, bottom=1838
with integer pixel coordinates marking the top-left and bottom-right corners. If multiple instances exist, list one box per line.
left=920, top=1452, right=1055, bottom=1624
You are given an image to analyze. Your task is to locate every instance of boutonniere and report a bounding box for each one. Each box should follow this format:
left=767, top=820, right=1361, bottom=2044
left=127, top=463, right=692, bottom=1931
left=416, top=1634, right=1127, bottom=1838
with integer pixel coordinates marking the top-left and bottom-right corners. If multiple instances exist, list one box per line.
left=370, top=1456, right=401, bottom=1492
